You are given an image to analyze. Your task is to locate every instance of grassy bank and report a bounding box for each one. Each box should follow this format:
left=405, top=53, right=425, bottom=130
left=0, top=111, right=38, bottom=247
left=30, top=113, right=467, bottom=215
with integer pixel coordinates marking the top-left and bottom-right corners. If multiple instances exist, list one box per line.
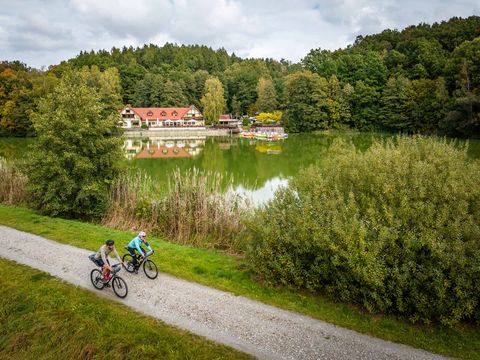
left=0, top=258, right=251, bottom=359
left=0, top=205, right=479, bottom=359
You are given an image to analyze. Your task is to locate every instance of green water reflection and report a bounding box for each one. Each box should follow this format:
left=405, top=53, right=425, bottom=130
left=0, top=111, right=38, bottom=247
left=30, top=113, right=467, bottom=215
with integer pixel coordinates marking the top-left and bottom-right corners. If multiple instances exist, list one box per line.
left=126, top=133, right=387, bottom=190
left=2, top=133, right=479, bottom=205
left=124, top=133, right=389, bottom=204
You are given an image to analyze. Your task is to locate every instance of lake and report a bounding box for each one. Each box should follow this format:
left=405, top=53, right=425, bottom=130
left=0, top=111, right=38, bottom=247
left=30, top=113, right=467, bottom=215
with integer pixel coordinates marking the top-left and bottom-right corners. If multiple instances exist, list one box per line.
left=2, top=133, right=480, bottom=205
left=123, top=132, right=389, bottom=204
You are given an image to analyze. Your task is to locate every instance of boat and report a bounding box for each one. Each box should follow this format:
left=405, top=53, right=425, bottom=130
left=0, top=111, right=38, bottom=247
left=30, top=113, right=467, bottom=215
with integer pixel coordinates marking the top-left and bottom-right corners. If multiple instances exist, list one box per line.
left=240, top=131, right=255, bottom=137
left=254, top=133, right=268, bottom=140
left=254, top=132, right=288, bottom=141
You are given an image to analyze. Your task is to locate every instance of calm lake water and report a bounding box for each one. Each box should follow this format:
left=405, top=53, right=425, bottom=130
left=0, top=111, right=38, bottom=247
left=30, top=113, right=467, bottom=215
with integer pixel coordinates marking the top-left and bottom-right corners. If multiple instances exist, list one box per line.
left=2, top=133, right=480, bottom=205
left=123, top=132, right=388, bottom=204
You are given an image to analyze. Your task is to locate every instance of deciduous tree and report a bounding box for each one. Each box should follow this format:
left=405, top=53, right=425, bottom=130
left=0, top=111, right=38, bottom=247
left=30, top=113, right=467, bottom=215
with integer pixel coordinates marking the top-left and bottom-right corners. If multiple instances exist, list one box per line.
left=255, top=77, right=278, bottom=112
left=25, top=68, right=124, bottom=218
left=201, top=77, right=226, bottom=125
left=283, top=71, right=328, bottom=132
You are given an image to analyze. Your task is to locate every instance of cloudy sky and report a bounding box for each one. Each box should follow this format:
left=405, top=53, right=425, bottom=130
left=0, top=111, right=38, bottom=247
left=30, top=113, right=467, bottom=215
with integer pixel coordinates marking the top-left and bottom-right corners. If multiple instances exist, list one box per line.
left=1, top=0, right=479, bottom=69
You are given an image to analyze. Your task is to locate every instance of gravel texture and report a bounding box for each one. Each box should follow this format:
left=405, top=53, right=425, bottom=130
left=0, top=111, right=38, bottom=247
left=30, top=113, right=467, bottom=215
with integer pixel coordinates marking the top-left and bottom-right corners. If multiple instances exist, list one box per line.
left=0, top=225, right=450, bottom=360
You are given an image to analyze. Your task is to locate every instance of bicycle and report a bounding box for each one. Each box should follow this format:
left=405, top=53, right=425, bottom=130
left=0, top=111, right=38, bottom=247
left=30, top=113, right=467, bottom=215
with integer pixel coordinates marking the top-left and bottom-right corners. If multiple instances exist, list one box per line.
left=89, top=256, right=129, bottom=298
left=122, top=247, right=158, bottom=279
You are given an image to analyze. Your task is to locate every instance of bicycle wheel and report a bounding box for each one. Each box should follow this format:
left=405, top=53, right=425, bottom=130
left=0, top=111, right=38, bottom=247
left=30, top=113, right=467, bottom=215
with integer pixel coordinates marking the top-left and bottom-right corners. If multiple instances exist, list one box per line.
left=90, top=269, right=105, bottom=290
left=122, top=253, right=136, bottom=273
left=143, top=259, right=158, bottom=279
left=112, top=276, right=128, bottom=298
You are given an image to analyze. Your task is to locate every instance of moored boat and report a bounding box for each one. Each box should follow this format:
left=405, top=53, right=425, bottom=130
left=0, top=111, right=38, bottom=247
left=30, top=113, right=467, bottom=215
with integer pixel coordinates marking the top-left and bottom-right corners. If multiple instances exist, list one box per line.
left=255, top=133, right=268, bottom=140
left=254, top=132, right=288, bottom=140
left=240, top=131, right=255, bottom=137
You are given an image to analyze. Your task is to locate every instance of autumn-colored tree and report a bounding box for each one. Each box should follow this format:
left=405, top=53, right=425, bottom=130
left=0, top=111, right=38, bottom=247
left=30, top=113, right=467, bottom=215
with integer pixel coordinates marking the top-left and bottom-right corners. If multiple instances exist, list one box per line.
left=256, top=111, right=283, bottom=123
left=0, top=62, right=58, bottom=136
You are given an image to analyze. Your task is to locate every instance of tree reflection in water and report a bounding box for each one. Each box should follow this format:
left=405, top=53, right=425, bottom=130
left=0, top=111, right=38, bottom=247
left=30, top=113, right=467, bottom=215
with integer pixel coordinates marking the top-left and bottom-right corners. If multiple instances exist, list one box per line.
left=122, top=133, right=391, bottom=205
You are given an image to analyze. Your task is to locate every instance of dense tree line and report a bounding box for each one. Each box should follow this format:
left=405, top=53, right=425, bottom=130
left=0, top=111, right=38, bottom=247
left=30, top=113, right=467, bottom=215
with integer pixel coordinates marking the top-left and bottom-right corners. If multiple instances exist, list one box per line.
left=0, top=61, right=58, bottom=136
left=301, top=15, right=480, bottom=136
left=1, top=16, right=480, bottom=137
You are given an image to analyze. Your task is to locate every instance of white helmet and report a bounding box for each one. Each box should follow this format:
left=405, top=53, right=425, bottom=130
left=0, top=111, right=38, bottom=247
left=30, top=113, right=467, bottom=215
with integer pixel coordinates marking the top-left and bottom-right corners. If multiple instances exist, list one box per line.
left=138, top=231, right=146, bottom=237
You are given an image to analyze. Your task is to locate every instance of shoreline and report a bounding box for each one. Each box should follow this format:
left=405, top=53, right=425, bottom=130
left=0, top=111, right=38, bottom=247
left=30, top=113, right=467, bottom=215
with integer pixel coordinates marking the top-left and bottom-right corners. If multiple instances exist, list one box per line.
left=123, top=127, right=236, bottom=138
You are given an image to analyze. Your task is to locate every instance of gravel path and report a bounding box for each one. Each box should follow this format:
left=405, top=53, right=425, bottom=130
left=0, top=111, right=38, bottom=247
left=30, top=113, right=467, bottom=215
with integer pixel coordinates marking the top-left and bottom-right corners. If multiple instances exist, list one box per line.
left=0, top=225, right=450, bottom=360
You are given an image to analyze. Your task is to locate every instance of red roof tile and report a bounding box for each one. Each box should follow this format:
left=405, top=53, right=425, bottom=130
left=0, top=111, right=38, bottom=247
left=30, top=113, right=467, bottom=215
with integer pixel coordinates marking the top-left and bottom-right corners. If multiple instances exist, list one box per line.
left=136, top=146, right=190, bottom=158
left=131, top=107, right=191, bottom=120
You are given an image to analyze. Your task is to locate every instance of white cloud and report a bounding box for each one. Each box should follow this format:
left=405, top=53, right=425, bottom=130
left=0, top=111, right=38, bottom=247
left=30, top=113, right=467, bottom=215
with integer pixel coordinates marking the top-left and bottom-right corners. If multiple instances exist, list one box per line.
left=0, top=0, right=479, bottom=68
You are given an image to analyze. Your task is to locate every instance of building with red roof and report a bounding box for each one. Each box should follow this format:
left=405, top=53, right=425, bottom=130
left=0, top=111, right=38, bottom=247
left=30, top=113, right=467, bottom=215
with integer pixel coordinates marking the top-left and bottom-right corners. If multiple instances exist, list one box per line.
left=120, top=105, right=204, bottom=129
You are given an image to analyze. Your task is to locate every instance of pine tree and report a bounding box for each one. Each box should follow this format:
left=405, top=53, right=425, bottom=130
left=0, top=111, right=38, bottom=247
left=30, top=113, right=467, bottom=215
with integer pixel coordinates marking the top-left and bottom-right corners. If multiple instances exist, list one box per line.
left=379, top=76, right=411, bottom=132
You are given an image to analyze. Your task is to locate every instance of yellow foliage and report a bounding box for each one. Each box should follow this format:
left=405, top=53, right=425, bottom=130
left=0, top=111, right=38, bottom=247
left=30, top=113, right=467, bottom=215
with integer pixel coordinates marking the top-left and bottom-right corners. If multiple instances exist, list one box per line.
left=0, top=68, right=17, bottom=80
left=0, top=100, right=15, bottom=118
left=256, top=111, right=283, bottom=122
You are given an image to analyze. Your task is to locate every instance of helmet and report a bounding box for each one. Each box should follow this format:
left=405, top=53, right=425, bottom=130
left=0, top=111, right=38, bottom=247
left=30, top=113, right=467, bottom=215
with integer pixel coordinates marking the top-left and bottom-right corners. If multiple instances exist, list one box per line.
left=106, top=239, right=114, bottom=246
left=138, top=231, right=146, bottom=238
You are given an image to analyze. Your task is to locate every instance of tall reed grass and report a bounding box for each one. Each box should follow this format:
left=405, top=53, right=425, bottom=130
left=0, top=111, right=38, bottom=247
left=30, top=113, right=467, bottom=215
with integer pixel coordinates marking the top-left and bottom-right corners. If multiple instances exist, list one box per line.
left=0, top=157, right=27, bottom=205
left=102, top=171, right=159, bottom=233
left=103, top=168, right=248, bottom=251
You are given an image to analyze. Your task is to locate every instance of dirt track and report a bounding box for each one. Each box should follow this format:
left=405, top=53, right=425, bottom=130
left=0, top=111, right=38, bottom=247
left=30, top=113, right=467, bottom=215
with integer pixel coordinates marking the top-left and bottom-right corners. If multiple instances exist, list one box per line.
left=0, top=225, right=449, bottom=360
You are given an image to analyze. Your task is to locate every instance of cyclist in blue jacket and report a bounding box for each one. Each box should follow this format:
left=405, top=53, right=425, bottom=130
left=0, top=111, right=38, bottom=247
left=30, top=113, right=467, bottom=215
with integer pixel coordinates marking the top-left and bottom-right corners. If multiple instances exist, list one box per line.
left=126, top=231, right=153, bottom=271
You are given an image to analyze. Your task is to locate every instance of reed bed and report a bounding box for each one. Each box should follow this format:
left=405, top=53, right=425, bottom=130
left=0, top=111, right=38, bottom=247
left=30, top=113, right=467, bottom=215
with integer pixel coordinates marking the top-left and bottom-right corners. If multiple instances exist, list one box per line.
left=102, top=171, right=160, bottom=233
left=103, top=168, right=249, bottom=251
left=0, top=157, right=27, bottom=205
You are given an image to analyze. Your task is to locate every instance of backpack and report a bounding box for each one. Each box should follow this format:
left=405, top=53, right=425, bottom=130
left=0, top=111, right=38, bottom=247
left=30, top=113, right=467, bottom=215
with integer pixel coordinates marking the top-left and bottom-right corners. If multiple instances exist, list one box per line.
left=88, top=253, right=102, bottom=267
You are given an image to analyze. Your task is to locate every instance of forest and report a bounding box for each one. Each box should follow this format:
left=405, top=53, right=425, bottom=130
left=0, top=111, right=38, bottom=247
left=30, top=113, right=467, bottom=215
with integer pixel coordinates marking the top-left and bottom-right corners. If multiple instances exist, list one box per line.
left=1, top=15, right=479, bottom=137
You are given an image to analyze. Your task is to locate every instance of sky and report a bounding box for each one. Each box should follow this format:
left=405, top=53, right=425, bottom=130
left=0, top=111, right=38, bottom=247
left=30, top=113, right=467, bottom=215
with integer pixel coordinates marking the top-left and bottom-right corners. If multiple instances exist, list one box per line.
left=1, top=0, right=479, bottom=69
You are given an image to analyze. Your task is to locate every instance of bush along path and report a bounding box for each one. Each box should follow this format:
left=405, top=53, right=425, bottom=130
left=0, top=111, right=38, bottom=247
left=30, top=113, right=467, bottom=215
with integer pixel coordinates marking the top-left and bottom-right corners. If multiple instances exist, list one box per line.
left=0, top=225, right=449, bottom=360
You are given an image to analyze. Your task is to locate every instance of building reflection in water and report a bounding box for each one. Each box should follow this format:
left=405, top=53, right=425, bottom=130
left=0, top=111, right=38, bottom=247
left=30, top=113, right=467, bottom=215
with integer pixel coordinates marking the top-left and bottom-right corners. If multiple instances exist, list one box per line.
left=124, top=137, right=206, bottom=159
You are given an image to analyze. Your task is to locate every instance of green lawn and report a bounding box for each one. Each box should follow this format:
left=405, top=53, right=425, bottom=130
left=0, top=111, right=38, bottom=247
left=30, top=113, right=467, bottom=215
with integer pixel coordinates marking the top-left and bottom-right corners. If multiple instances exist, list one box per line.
left=0, top=258, right=252, bottom=360
left=0, top=204, right=479, bottom=359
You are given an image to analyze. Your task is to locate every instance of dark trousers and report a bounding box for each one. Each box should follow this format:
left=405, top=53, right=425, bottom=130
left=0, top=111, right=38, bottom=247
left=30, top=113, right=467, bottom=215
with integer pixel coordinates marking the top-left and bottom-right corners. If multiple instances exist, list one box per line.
left=127, top=247, right=145, bottom=266
left=89, top=254, right=107, bottom=268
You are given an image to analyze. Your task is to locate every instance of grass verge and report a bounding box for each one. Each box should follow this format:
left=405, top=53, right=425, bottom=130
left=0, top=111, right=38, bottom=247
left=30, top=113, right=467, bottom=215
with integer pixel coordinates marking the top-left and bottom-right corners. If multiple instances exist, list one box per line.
left=0, top=258, right=252, bottom=359
left=0, top=204, right=479, bottom=359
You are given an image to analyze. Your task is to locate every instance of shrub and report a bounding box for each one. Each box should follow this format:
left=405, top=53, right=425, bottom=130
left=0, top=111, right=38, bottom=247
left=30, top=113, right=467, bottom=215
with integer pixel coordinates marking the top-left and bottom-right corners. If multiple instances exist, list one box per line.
left=247, top=136, right=480, bottom=325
